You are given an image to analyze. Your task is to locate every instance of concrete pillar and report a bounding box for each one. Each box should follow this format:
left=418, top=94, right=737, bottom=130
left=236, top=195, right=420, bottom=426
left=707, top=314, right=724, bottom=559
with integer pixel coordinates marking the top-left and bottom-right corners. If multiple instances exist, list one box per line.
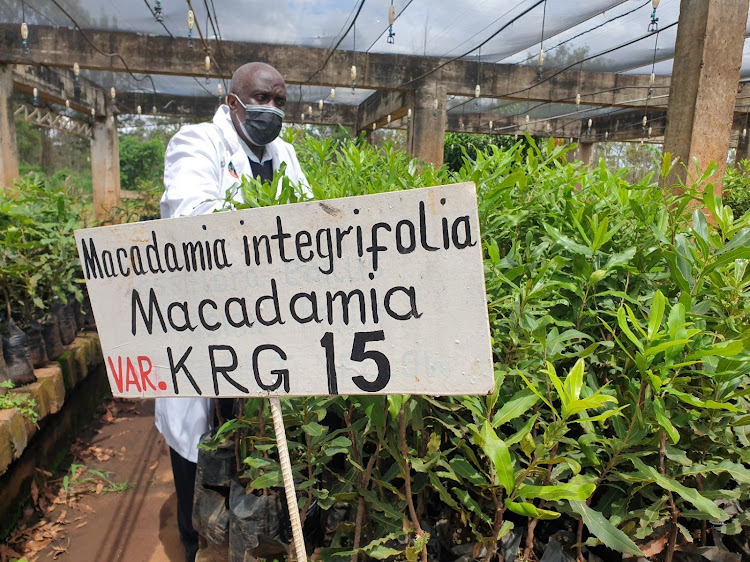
left=734, top=130, right=750, bottom=163
left=579, top=142, right=596, bottom=167
left=40, top=128, right=53, bottom=173
left=662, top=0, right=749, bottom=193
left=90, top=107, right=120, bottom=221
left=407, top=82, right=447, bottom=168
left=0, top=64, right=19, bottom=189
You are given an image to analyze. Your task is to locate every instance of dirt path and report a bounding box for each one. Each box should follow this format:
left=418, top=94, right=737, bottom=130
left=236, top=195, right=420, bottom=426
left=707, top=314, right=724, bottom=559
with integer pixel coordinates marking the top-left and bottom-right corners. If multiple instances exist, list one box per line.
left=2, top=398, right=187, bottom=562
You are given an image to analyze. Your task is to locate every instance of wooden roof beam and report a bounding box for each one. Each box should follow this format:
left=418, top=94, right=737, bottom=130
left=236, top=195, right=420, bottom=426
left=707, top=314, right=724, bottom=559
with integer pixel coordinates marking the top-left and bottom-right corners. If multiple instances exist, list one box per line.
left=0, top=24, right=671, bottom=109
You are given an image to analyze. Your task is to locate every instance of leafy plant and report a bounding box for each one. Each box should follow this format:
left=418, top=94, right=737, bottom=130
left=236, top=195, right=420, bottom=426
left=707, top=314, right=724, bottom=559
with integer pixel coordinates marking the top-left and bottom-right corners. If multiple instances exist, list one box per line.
left=0, top=173, right=87, bottom=321
left=62, top=464, right=132, bottom=496
left=118, top=135, right=165, bottom=190
left=0, top=381, right=39, bottom=424
left=723, top=159, right=750, bottom=218
left=201, top=134, right=750, bottom=560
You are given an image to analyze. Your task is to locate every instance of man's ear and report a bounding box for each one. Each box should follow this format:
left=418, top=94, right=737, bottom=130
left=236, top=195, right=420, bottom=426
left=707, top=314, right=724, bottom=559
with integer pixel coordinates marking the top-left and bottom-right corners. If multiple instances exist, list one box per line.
left=226, top=93, right=238, bottom=112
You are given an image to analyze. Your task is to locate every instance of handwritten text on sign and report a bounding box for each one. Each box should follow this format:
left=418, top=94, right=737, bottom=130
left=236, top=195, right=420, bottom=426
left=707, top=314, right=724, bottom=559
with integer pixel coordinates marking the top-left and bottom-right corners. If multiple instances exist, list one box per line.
left=75, top=183, right=493, bottom=398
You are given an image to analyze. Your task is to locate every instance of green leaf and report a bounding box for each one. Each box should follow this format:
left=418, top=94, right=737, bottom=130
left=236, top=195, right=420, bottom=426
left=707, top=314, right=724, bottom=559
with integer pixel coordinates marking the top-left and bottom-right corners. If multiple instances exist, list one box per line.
left=653, top=397, right=680, bottom=444
left=628, top=456, right=726, bottom=520
left=565, top=358, right=586, bottom=401
left=387, top=395, right=405, bottom=420
left=358, top=396, right=386, bottom=428
left=648, top=290, right=666, bottom=341
left=453, top=488, right=492, bottom=525
left=428, top=473, right=458, bottom=508
left=450, top=456, right=487, bottom=485
left=569, top=501, right=643, bottom=556
left=497, top=520, right=514, bottom=540
left=249, top=470, right=282, bottom=489
left=367, top=545, right=404, bottom=559
left=564, top=393, right=618, bottom=419
left=543, top=224, right=593, bottom=257
left=617, top=307, right=644, bottom=352
left=518, top=482, right=595, bottom=502
left=301, top=422, right=326, bottom=437
left=491, top=389, right=539, bottom=426
left=686, top=340, right=744, bottom=360
left=543, top=361, right=568, bottom=407
left=481, top=421, right=515, bottom=493
left=505, top=501, right=560, bottom=520
left=643, top=339, right=693, bottom=357
left=680, top=460, right=750, bottom=484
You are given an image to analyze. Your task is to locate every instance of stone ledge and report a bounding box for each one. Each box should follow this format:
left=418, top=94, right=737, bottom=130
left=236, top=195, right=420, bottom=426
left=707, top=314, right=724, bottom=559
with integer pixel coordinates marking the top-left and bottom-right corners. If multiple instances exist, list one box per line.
left=34, top=364, right=65, bottom=415
left=0, top=331, right=102, bottom=476
left=0, top=409, right=27, bottom=464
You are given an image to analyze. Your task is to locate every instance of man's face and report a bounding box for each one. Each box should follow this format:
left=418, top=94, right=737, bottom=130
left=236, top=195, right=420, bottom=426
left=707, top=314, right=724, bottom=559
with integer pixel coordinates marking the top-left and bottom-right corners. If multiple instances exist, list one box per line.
left=228, top=66, right=286, bottom=147
left=230, top=68, right=286, bottom=111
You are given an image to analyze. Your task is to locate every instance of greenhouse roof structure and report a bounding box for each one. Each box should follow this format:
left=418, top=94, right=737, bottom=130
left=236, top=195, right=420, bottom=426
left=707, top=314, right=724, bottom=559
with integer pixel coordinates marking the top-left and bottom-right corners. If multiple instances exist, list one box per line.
left=1, top=0, right=748, bottom=128
left=1, top=0, right=749, bottom=215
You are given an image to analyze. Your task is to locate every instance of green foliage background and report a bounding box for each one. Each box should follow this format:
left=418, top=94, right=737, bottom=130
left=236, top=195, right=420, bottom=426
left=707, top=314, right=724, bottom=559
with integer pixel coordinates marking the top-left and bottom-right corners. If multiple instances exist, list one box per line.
left=210, top=133, right=750, bottom=560
left=8, top=114, right=750, bottom=558
left=118, top=135, right=165, bottom=190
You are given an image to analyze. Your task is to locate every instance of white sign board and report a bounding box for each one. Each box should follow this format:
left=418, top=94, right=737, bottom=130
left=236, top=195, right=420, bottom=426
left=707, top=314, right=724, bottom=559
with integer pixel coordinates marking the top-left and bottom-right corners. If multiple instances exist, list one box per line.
left=75, top=183, right=493, bottom=398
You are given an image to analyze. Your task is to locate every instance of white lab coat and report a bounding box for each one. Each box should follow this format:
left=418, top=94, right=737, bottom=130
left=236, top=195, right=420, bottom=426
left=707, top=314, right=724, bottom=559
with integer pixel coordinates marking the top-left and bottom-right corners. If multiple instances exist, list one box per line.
left=155, top=104, right=308, bottom=463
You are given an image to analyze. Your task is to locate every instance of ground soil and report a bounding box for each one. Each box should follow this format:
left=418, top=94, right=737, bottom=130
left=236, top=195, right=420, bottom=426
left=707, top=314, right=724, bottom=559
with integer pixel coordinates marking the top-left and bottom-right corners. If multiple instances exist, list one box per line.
left=0, top=398, right=204, bottom=562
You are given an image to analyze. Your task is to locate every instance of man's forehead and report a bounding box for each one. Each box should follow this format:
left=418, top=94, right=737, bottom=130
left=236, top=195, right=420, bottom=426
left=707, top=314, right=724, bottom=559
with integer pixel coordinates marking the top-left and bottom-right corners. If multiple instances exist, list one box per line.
left=245, top=68, right=284, bottom=88
left=248, top=75, right=286, bottom=92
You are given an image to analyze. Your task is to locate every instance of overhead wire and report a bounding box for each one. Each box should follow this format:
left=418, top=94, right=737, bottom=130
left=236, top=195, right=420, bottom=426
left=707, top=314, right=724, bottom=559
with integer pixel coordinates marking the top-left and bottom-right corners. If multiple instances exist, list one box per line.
left=392, top=0, right=546, bottom=89
left=364, top=0, right=415, bottom=53
left=498, top=21, right=677, bottom=102
left=444, top=18, right=677, bottom=125
left=307, top=0, right=367, bottom=83
left=20, top=0, right=58, bottom=26
left=404, top=0, right=665, bottom=136
left=185, top=0, right=229, bottom=81
left=142, top=0, right=175, bottom=37
left=429, top=0, right=527, bottom=60
left=40, top=0, right=159, bottom=101
left=326, top=0, right=364, bottom=52
left=508, top=0, right=650, bottom=66
left=138, top=0, right=214, bottom=98
left=199, top=0, right=230, bottom=94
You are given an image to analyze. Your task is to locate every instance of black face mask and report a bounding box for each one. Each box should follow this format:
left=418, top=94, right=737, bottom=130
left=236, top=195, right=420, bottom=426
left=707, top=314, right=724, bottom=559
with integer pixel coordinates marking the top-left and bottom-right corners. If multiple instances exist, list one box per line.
left=232, top=94, right=285, bottom=146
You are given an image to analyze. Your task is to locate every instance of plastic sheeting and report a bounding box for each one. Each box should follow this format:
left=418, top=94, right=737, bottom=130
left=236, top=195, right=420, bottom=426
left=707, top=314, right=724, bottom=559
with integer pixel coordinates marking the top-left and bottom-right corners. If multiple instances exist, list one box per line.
left=3, top=0, right=750, bottom=118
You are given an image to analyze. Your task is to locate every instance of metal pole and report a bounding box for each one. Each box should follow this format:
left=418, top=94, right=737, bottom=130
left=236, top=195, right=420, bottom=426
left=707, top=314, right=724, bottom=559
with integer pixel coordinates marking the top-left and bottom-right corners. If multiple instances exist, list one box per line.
left=269, top=396, right=307, bottom=562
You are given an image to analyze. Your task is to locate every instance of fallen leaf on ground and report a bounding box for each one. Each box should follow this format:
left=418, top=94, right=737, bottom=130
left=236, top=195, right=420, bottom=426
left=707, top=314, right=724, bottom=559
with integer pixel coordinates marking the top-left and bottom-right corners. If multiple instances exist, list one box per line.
left=148, top=460, right=159, bottom=470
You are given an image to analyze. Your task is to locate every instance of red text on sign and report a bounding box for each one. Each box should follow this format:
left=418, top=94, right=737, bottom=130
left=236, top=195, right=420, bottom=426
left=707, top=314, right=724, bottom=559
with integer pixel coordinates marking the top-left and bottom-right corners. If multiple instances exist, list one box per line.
left=107, top=355, right=168, bottom=393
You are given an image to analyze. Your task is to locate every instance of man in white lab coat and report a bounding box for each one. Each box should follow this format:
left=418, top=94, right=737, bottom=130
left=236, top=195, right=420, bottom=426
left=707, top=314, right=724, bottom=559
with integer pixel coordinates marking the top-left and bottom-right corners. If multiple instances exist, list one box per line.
left=157, top=61, right=307, bottom=562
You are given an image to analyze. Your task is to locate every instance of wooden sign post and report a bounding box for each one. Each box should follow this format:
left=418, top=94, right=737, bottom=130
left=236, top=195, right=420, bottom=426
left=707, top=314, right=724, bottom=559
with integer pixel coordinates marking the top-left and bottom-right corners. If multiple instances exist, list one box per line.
left=76, top=182, right=495, bottom=561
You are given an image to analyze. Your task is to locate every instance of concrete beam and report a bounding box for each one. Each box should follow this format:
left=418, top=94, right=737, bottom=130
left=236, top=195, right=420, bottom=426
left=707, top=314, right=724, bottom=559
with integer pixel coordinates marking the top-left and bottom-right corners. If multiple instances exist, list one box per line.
left=12, top=64, right=105, bottom=115
left=286, top=101, right=357, bottom=128
left=0, top=64, right=19, bottom=188
left=356, top=90, right=411, bottom=133
left=583, top=109, right=667, bottom=142
left=114, top=92, right=358, bottom=127
left=0, top=24, right=671, bottom=109
left=663, top=0, right=750, bottom=192
left=446, top=112, right=583, bottom=138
